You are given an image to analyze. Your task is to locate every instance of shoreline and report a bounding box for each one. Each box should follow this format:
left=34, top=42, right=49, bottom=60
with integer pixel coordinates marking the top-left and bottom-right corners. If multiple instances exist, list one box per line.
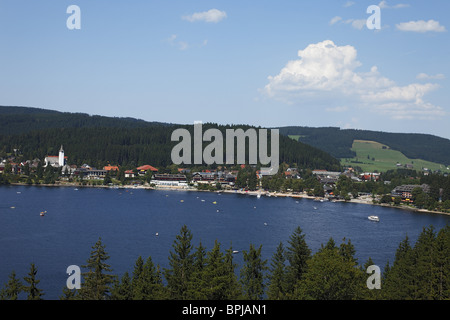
left=6, top=182, right=450, bottom=217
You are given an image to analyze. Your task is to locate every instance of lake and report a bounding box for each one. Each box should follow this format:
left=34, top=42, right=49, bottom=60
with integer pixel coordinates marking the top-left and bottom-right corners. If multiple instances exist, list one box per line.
left=1, top=185, right=449, bottom=299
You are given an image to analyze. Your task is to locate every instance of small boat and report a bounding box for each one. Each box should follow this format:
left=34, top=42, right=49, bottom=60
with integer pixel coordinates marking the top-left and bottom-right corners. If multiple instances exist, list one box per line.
left=232, top=250, right=239, bottom=254
left=368, top=215, right=379, bottom=222
left=201, top=199, right=205, bottom=202
left=257, top=193, right=261, bottom=199
left=212, top=201, right=217, bottom=204
left=313, top=207, right=317, bottom=210
left=155, top=232, right=159, bottom=236
left=40, top=211, right=46, bottom=216
left=264, top=222, right=268, bottom=226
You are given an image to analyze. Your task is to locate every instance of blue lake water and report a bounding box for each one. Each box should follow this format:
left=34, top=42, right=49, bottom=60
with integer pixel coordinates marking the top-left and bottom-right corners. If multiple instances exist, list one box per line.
left=1, top=185, right=449, bottom=299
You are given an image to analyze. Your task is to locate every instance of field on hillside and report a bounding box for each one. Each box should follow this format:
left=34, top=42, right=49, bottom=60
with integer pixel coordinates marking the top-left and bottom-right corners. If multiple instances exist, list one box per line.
left=340, top=140, right=450, bottom=173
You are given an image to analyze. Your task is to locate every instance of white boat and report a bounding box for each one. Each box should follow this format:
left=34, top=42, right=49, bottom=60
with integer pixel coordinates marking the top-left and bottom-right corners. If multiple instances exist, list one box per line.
left=232, top=250, right=239, bottom=254
left=368, top=215, right=379, bottom=222
left=257, top=193, right=261, bottom=199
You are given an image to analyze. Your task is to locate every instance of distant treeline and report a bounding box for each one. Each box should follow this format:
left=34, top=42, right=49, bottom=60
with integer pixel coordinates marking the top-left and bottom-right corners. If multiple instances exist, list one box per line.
left=0, top=106, right=341, bottom=171
left=1, top=224, right=449, bottom=300
left=278, top=126, right=450, bottom=165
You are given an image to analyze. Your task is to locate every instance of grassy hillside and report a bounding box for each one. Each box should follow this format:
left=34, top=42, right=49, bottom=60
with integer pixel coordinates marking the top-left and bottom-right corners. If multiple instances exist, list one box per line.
left=279, top=126, right=450, bottom=166
left=341, top=140, right=450, bottom=173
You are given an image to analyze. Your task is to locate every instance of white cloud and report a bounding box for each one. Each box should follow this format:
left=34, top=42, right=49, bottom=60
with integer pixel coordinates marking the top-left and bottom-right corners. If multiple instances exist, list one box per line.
left=331, top=18, right=372, bottom=30
left=346, top=19, right=367, bottom=30
left=416, top=73, right=445, bottom=80
left=263, top=40, right=445, bottom=120
left=182, top=9, right=227, bottom=23
left=396, top=20, right=446, bottom=33
left=378, top=1, right=409, bottom=9
left=166, top=34, right=189, bottom=50
left=343, top=1, right=355, bottom=8
left=329, top=16, right=342, bottom=26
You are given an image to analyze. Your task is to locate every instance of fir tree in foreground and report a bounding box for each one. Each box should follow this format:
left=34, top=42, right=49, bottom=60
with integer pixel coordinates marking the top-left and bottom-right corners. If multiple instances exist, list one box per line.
left=164, top=225, right=194, bottom=300
left=267, top=242, right=288, bottom=300
left=23, top=263, right=44, bottom=300
left=240, top=244, right=268, bottom=300
left=2, top=223, right=449, bottom=300
left=0, top=271, right=23, bottom=300
left=79, top=237, right=115, bottom=300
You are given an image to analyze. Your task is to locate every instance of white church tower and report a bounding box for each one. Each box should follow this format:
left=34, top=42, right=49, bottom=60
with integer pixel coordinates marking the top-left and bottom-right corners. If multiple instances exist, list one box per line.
left=58, top=145, right=65, bottom=167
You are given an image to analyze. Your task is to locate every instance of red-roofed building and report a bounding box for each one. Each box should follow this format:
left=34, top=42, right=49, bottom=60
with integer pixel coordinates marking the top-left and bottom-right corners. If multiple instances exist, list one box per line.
left=136, top=165, right=158, bottom=175
left=104, top=165, right=119, bottom=172
left=125, top=170, right=135, bottom=178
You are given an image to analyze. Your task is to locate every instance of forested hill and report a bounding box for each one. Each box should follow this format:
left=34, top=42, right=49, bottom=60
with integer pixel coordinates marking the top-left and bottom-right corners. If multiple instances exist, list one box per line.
left=0, top=106, right=341, bottom=171
left=278, top=126, right=450, bottom=166
left=0, top=105, right=170, bottom=135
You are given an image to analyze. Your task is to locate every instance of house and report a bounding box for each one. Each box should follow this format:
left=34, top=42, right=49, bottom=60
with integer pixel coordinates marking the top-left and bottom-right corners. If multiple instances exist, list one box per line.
left=258, top=167, right=277, bottom=179
left=312, top=170, right=342, bottom=178
left=192, top=172, right=218, bottom=183
left=136, top=165, right=158, bottom=175
left=152, top=174, right=187, bottom=187
left=124, top=170, right=135, bottom=178
left=104, top=165, right=119, bottom=173
left=86, top=169, right=107, bottom=179
left=391, top=184, right=430, bottom=200
left=359, top=172, right=380, bottom=181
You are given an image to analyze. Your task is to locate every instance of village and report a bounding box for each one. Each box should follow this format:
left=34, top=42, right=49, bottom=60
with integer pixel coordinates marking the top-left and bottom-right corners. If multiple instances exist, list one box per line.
left=0, top=145, right=441, bottom=212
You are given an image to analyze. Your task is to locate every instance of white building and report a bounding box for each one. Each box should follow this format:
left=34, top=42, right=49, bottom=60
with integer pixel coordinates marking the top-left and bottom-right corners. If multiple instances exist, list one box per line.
left=44, top=145, right=67, bottom=167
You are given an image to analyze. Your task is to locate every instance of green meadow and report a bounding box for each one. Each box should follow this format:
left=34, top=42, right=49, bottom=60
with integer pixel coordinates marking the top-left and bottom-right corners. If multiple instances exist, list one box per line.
left=340, top=140, right=450, bottom=173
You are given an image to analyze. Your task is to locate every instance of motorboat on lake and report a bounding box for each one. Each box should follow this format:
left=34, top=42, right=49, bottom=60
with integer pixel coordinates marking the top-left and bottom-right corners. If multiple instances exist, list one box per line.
left=368, top=215, right=379, bottom=222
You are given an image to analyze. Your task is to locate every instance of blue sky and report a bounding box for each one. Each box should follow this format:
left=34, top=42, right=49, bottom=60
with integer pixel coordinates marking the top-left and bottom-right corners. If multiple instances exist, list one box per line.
left=1, top=1, right=450, bottom=138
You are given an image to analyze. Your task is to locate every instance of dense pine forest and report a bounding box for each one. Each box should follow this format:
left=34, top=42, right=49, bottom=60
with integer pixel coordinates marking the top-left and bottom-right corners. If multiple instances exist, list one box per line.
left=1, top=224, right=448, bottom=300
left=0, top=106, right=341, bottom=171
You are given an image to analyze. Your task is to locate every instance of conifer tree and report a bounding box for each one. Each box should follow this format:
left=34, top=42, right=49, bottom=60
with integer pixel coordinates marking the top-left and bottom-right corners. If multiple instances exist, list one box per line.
left=285, top=226, right=311, bottom=298
left=134, top=257, right=165, bottom=299
left=111, top=272, right=132, bottom=300
left=187, top=242, right=208, bottom=299
left=60, top=286, right=78, bottom=300
left=164, top=225, right=194, bottom=300
left=295, top=239, right=363, bottom=300
left=131, top=255, right=144, bottom=297
left=412, top=226, right=437, bottom=299
left=200, top=240, right=241, bottom=300
left=383, top=235, right=415, bottom=299
left=23, top=263, right=44, bottom=300
left=0, top=271, right=23, bottom=300
left=240, top=244, right=267, bottom=300
left=224, top=245, right=242, bottom=299
left=80, top=237, right=115, bottom=300
left=434, top=224, right=450, bottom=299
left=267, top=242, right=288, bottom=300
